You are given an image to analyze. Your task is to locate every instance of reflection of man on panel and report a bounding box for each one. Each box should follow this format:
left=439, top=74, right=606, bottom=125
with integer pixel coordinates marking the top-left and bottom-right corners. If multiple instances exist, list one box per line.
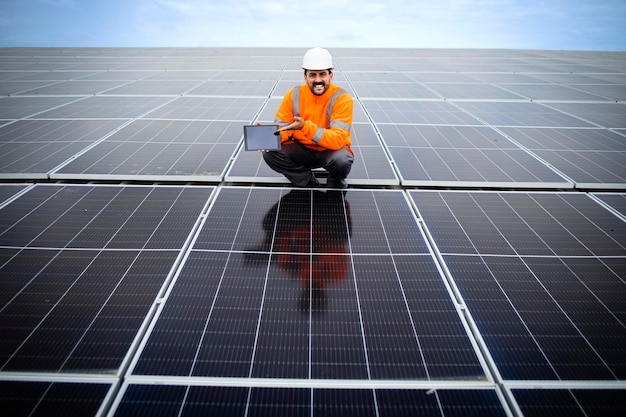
left=246, top=190, right=351, bottom=311
left=262, top=48, right=354, bottom=188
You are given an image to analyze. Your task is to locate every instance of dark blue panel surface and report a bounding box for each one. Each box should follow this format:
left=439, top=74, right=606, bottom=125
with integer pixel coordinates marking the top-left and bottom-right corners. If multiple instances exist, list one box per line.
left=345, top=191, right=428, bottom=254
left=513, top=389, right=626, bottom=417
left=134, top=188, right=483, bottom=380
left=1, top=381, right=110, bottom=417
left=112, top=386, right=508, bottom=417
left=193, top=187, right=284, bottom=251
left=112, top=384, right=189, bottom=417
left=0, top=184, right=212, bottom=373
left=0, top=185, right=27, bottom=204
left=0, top=120, right=126, bottom=174
left=444, top=254, right=626, bottom=380
left=412, top=191, right=626, bottom=257
left=455, top=102, right=596, bottom=127
left=0, top=185, right=213, bottom=250
left=0, top=250, right=178, bottom=372
left=34, top=96, right=172, bottom=119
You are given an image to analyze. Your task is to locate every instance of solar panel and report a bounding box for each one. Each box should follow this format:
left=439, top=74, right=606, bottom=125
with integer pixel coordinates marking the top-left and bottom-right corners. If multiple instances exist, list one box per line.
left=1, top=47, right=625, bottom=416
left=496, top=84, right=607, bottom=101
left=424, top=83, right=523, bottom=100
left=0, top=184, right=28, bottom=204
left=211, top=70, right=282, bottom=81
left=455, top=102, right=598, bottom=127
left=512, top=388, right=626, bottom=417
left=574, top=84, right=626, bottom=101
left=51, top=119, right=243, bottom=181
left=111, top=385, right=508, bottom=416
left=0, top=184, right=214, bottom=373
left=103, top=80, right=205, bottom=96
left=362, top=100, right=482, bottom=125
left=33, top=96, right=174, bottom=119
left=545, top=102, right=626, bottom=129
left=468, top=73, right=545, bottom=83
left=142, top=96, right=266, bottom=120
left=378, top=125, right=571, bottom=187
left=0, top=96, right=80, bottom=119
left=0, top=81, right=55, bottom=95
left=500, top=127, right=626, bottom=187
left=411, top=191, right=626, bottom=380
left=0, top=380, right=112, bottom=417
left=0, top=119, right=126, bottom=179
left=131, top=188, right=484, bottom=381
left=187, top=80, right=277, bottom=96
left=594, top=193, right=626, bottom=217
left=16, top=80, right=131, bottom=96
left=351, top=82, right=439, bottom=99
left=7, top=71, right=100, bottom=81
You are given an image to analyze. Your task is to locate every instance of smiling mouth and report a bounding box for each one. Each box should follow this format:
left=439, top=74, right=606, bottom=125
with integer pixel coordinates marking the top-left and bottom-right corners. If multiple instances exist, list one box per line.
left=311, top=82, right=326, bottom=95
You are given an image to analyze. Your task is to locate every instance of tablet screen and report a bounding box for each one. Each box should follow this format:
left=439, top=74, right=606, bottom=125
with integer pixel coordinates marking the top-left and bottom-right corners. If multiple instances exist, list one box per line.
left=243, top=124, right=281, bottom=151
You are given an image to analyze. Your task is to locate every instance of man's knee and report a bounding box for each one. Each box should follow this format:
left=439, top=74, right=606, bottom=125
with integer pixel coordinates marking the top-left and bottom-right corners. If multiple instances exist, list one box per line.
left=327, top=149, right=353, bottom=172
left=262, top=150, right=286, bottom=169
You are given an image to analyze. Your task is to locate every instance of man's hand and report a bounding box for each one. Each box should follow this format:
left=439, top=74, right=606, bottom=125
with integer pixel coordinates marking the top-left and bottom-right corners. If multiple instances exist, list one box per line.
left=279, top=116, right=304, bottom=132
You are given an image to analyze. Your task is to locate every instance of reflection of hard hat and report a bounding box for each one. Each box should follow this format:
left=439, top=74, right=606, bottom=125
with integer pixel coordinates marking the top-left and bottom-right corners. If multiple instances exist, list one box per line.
left=302, top=47, right=333, bottom=70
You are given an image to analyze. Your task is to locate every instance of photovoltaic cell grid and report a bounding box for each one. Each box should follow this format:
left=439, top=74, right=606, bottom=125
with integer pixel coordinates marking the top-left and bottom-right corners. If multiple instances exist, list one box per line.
left=131, top=188, right=484, bottom=381
left=0, top=48, right=625, bottom=416
left=0, top=184, right=214, bottom=374
left=0, top=119, right=127, bottom=179
left=53, top=120, right=246, bottom=181
left=411, top=191, right=626, bottom=381
left=1, top=381, right=112, bottom=417
left=511, top=388, right=626, bottom=417
left=0, top=48, right=624, bottom=188
left=376, top=124, right=571, bottom=187
left=594, top=193, right=626, bottom=218
left=499, top=128, right=626, bottom=187
left=0, top=184, right=28, bottom=205
left=111, top=385, right=508, bottom=417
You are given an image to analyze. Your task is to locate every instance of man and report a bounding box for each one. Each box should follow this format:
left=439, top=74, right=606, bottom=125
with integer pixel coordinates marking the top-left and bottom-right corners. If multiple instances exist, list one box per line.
left=262, top=47, right=354, bottom=188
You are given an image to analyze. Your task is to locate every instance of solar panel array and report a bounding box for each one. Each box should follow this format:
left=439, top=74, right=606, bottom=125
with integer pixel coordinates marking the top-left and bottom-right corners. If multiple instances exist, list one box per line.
left=0, top=47, right=624, bottom=416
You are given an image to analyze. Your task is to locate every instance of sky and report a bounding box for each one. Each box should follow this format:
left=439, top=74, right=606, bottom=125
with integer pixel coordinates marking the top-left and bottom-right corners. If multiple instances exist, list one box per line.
left=0, top=0, right=625, bottom=51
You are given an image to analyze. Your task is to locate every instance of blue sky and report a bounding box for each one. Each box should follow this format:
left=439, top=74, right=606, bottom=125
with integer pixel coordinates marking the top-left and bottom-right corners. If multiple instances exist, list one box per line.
left=1, top=0, right=624, bottom=50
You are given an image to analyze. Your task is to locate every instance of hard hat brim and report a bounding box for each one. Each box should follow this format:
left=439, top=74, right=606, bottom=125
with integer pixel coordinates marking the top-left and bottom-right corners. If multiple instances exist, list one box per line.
left=302, top=67, right=334, bottom=71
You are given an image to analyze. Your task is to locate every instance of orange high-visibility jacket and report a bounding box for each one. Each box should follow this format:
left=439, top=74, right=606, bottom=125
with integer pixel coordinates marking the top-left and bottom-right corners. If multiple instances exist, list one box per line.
left=275, top=84, right=353, bottom=154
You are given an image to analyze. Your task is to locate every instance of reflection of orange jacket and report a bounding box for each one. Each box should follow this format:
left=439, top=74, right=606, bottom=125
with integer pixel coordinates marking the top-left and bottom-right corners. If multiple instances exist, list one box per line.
left=275, top=84, right=353, bottom=154
left=261, top=191, right=352, bottom=290
left=274, top=226, right=349, bottom=289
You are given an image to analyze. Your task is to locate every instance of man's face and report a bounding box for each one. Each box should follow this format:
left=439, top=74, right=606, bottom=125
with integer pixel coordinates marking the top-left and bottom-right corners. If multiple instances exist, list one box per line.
left=305, top=69, right=333, bottom=96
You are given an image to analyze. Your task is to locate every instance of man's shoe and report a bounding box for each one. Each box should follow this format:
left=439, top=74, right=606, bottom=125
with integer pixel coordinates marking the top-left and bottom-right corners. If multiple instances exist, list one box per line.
left=308, top=174, right=320, bottom=187
left=327, top=178, right=348, bottom=189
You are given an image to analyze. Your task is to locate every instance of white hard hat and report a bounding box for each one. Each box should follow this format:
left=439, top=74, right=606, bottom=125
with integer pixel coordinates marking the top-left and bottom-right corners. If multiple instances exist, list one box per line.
left=302, top=47, right=333, bottom=70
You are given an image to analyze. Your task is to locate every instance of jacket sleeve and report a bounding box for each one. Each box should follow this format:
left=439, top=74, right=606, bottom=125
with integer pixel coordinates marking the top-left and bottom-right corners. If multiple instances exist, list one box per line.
left=301, top=93, right=353, bottom=151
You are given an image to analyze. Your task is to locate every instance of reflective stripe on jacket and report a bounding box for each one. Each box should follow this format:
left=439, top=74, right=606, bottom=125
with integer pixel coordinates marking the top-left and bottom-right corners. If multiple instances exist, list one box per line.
left=274, top=84, right=353, bottom=154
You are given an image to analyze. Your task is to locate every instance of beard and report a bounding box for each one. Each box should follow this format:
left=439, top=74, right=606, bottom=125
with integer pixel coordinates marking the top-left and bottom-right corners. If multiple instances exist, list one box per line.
left=310, top=81, right=327, bottom=96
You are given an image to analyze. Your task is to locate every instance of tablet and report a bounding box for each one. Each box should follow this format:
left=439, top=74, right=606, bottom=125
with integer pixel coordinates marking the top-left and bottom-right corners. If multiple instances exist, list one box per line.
left=243, top=124, right=281, bottom=151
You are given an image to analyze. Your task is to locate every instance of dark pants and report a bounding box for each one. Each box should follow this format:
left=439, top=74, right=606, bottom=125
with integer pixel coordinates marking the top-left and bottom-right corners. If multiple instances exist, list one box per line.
left=263, top=142, right=354, bottom=188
